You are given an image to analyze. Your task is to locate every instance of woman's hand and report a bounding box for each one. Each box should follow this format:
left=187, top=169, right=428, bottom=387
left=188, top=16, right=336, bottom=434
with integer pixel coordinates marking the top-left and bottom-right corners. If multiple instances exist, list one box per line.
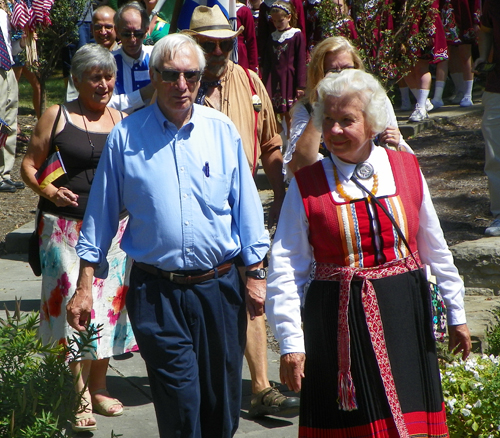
left=280, top=352, right=305, bottom=393
left=49, top=186, right=79, bottom=208
left=379, top=126, right=401, bottom=148
left=448, top=323, right=472, bottom=360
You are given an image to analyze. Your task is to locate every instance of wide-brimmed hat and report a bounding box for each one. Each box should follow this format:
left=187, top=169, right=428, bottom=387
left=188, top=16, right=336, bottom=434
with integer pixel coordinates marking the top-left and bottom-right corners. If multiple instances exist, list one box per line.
left=184, top=5, right=243, bottom=39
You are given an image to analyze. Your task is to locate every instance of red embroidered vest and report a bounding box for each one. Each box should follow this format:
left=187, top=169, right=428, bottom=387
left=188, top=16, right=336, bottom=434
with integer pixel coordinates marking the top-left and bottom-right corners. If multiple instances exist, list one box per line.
left=295, top=150, right=423, bottom=268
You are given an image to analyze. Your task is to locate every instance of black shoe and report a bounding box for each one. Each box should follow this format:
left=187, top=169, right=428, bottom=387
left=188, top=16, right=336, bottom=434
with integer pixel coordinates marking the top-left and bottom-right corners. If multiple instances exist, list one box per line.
left=0, top=180, right=17, bottom=192
left=3, top=179, right=25, bottom=189
left=248, top=387, right=300, bottom=418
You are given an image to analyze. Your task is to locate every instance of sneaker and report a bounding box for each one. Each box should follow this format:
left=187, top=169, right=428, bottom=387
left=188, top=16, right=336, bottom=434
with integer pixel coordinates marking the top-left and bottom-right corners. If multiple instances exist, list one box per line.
left=400, top=101, right=412, bottom=111
left=408, top=105, right=429, bottom=123
left=460, top=96, right=473, bottom=107
left=248, top=387, right=300, bottom=418
left=430, top=98, right=444, bottom=109
left=451, top=91, right=464, bottom=105
left=425, top=98, right=434, bottom=112
left=485, top=219, right=500, bottom=237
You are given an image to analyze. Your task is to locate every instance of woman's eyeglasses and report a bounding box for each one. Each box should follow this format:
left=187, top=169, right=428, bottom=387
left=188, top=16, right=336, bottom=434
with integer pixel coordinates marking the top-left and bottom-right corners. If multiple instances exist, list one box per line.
left=325, top=66, right=356, bottom=74
left=120, top=30, right=145, bottom=39
left=199, top=39, right=234, bottom=54
left=155, top=68, right=202, bottom=83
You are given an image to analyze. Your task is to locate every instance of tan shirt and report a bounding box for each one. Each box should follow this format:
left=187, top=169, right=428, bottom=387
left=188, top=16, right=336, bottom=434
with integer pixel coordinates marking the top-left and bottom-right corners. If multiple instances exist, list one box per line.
left=203, top=61, right=282, bottom=171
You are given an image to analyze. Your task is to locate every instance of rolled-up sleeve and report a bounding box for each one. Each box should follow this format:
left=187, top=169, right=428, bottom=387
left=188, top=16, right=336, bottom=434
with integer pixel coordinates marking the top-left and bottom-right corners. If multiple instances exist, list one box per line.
left=76, top=131, right=124, bottom=278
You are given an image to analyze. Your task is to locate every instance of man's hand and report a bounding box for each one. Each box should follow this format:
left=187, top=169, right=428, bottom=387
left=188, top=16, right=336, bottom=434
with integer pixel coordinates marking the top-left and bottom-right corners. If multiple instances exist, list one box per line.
left=280, top=352, right=305, bottom=393
left=448, top=323, right=472, bottom=360
left=66, top=261, right=96, bottom=331
left=245, top=276, right=266, bottom=320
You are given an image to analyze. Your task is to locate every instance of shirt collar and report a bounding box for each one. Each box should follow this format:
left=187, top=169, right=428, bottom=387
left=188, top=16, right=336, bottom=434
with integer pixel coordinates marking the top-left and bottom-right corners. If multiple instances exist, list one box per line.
left=152, top=101, right=195, bottom=134
left=330, top=142, right=376, bottom=181
left=118, top=46, right=146, bottom=67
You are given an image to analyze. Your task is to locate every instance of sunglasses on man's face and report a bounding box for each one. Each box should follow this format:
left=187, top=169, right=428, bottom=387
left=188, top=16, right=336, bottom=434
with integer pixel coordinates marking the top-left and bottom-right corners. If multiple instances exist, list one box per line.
left=199, top=39, right=234, bottom=54
left=155, top=68, right=202, bottom=83
left=120, top=30, right=145, bottom=39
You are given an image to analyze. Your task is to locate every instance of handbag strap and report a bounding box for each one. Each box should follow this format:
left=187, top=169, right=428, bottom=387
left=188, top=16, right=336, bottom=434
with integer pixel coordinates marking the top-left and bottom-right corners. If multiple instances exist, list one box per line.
left=36, top=105, right=63, bottom=230
left=350, top=175, right=421, bottom=269
left=48, top=105, right=63, bottom=155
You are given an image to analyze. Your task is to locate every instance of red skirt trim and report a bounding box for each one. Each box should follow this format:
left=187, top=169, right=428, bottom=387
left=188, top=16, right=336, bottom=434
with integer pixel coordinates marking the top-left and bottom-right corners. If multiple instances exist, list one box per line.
left=299, top=403, right=449, bottom=438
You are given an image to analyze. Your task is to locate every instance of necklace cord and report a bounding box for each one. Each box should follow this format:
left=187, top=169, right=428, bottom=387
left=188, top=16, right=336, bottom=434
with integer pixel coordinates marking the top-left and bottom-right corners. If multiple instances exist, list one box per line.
left=350, top=175, right=420, bottom=268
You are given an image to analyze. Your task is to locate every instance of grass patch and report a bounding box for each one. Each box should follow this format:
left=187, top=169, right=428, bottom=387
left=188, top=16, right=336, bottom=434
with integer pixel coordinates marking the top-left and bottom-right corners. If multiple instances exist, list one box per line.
left=18, top=71, right=66, bottom=116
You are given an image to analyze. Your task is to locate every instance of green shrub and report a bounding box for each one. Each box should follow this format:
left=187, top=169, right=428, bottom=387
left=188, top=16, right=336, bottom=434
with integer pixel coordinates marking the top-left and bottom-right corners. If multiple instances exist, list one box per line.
left=0, top=303, right=100, bottom=437
left=440, top=354, right=500, bottom=438
left=486, top=307, right=500, bottom=356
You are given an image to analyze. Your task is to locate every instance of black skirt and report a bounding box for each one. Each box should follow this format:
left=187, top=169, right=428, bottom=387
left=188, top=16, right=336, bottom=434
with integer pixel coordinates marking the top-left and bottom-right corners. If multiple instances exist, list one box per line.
left=299, top=269, right=448, bottom=438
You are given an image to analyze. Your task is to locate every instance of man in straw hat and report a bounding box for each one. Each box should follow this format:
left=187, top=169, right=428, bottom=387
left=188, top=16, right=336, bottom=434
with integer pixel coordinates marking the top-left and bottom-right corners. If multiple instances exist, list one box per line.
left=67, top=32, right=269, bottom=437
left=183, top=5, right=299, bottom=419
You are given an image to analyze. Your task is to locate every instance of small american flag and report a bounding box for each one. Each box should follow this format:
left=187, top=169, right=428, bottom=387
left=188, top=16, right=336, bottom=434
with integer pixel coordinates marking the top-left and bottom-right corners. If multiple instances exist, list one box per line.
left=11, top=0, right=30, bottom=29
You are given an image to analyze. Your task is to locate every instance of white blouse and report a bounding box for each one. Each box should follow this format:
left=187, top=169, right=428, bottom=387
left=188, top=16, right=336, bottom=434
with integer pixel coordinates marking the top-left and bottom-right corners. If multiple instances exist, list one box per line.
left=266, top=145, right=467, bottom=355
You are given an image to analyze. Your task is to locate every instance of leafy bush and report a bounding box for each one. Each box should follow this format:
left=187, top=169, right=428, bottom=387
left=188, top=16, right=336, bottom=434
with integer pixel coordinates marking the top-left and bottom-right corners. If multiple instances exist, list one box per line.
left=440, top=355, right=500, bottom=438
left=485, top=307, right=500, bottom=356
left=0, top=302, right=100, bottom=437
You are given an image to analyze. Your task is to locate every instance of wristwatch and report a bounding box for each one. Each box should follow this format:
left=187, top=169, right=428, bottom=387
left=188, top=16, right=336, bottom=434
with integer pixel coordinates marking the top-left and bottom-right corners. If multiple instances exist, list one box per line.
left=245, top=268, right=267, bottom=280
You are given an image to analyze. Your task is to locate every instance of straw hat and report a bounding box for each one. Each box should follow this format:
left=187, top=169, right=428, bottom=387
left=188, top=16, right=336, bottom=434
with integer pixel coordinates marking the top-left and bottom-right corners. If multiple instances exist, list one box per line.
left=184, top=5, right=243, bottom=39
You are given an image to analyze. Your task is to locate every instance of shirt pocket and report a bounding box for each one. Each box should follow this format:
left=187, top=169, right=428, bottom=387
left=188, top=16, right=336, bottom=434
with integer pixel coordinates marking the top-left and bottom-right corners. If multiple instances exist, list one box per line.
left=203, top=172, right=230, bottom=213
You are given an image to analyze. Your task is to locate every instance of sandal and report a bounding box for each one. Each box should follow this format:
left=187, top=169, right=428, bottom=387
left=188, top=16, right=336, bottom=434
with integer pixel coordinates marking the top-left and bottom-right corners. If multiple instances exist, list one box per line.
left=91, top=388, right=124, bottom=417
left=71, top=412, right=97, bottom=432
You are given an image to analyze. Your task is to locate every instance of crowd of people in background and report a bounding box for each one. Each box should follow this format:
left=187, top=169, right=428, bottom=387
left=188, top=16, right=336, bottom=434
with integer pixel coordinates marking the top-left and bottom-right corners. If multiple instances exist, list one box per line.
left=0, top=0, right=499, bottom=437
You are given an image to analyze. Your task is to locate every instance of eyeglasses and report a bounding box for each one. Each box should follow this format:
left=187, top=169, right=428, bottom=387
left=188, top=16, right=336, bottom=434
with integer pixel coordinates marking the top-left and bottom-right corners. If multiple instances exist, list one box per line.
left=120, top=30, right=145, bottom=39
left=199, top=39, right=234, bottom=54
left=325, top=66, right=356, bottom=75
left=155, top=68, right=202, bottom=83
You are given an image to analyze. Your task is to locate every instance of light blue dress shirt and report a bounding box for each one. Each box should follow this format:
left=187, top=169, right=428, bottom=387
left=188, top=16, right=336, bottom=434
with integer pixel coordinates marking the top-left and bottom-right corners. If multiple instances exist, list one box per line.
left=76, top=102, right=270, bottom=278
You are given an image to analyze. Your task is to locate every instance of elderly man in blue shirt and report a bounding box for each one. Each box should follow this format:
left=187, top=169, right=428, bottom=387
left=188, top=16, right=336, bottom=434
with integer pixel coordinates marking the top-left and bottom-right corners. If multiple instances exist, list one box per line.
left=66, top=33, right=269, bottom=438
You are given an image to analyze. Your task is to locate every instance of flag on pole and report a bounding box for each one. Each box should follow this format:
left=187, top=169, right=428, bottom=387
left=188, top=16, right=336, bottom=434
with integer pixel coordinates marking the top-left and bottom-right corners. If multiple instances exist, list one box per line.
left=35, top=149, right=67, bottom=189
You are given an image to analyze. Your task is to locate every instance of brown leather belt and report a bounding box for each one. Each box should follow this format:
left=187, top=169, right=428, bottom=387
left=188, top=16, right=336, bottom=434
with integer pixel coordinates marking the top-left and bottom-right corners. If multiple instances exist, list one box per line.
left=134, top=261, right=233, bottom=285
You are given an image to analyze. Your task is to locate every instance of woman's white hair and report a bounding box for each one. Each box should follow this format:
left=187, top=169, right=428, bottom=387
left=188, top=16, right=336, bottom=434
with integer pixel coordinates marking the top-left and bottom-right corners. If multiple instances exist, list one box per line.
left=150, top=33, right=206, bottom=72
left=312, top=69, right=388, bottom=136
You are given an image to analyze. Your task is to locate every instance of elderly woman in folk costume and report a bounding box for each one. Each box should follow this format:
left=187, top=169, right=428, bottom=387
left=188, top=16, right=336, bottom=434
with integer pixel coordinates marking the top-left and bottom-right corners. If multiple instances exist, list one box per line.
left=266, top=69, right=471, bottom=438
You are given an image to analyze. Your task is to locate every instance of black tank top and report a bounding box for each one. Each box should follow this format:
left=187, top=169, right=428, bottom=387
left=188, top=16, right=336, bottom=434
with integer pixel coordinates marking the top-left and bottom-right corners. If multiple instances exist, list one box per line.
left=39, top=106, right=116, bottom=219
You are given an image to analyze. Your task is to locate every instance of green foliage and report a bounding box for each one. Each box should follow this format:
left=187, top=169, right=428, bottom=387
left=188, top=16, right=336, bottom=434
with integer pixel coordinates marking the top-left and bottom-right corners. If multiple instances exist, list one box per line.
left=485, top=307, right=500, bottom=356
left=18, top=73, right=66, bottom=115
left=317, top=0, right=435, bottom=89
left=0, top=302, right=102, bottom=437
left=440, top=355, right=500, bottom=438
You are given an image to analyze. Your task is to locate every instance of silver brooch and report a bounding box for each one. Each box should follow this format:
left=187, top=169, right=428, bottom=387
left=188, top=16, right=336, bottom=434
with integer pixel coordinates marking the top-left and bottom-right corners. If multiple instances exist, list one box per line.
left=354, top=162, right=374, bottom=180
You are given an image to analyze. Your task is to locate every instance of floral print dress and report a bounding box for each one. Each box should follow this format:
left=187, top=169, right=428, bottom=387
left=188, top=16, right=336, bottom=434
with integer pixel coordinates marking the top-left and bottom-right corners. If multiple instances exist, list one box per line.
left=39, top=213, right=137, bottom=360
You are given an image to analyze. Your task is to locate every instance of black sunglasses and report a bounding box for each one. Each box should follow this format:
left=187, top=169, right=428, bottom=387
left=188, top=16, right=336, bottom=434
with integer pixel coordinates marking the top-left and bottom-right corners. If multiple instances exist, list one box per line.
left=199, top=39, right=234, bottom=54
left=155, top=68, right=202, bottom=83
left=120, top=30, right=145, bottom=39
